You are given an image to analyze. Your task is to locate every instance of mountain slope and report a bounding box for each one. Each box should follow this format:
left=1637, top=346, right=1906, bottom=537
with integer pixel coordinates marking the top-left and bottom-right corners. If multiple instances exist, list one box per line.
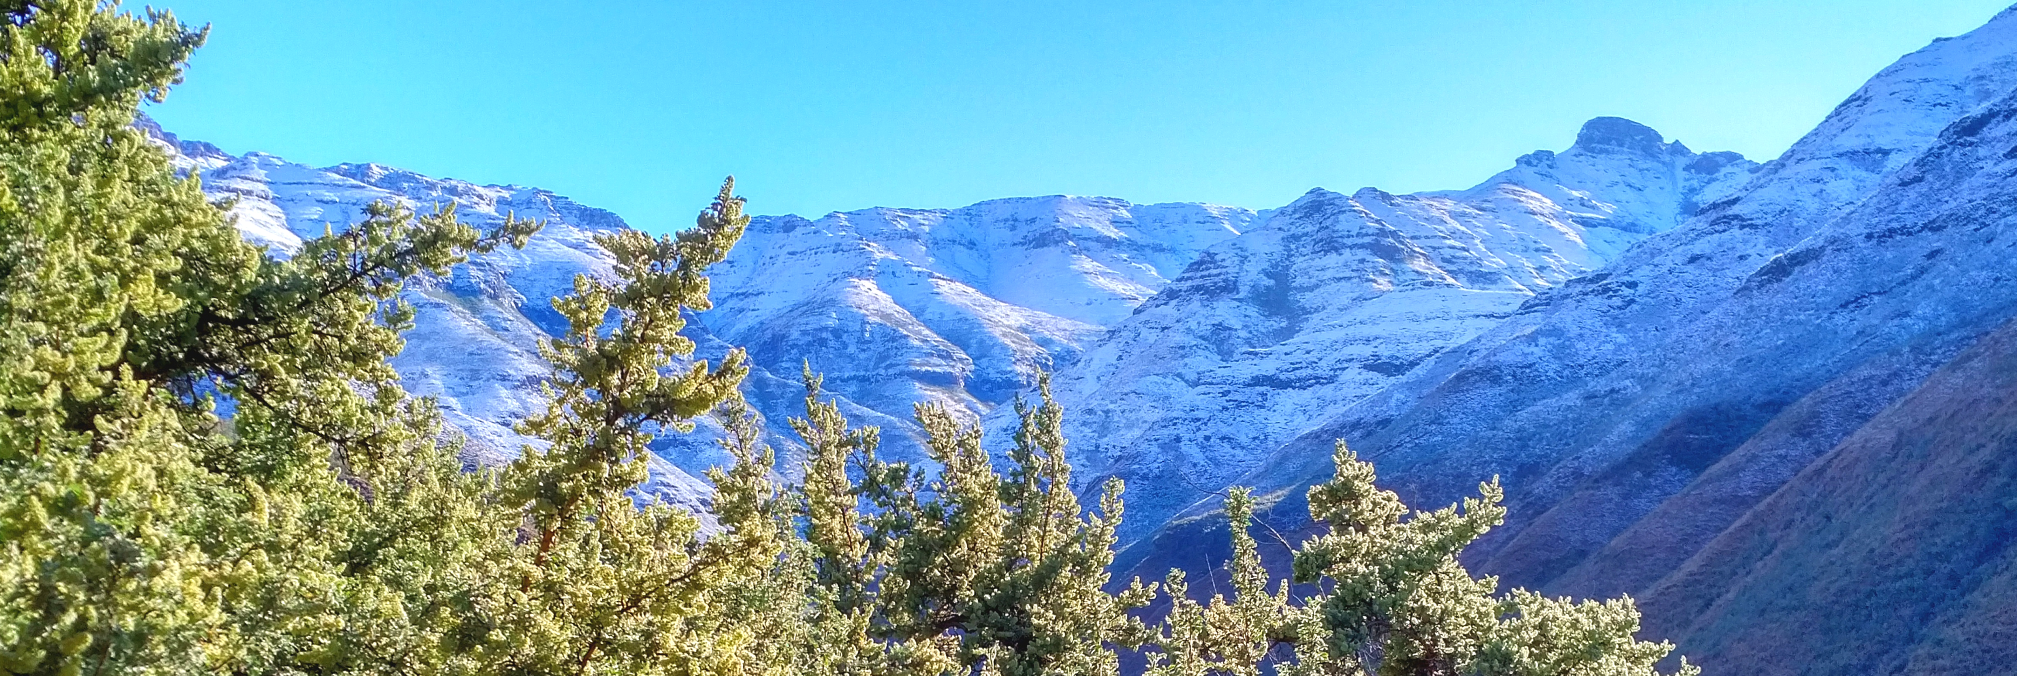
left=1609, top=80, right=2017, bottom=675
left=1644, top=311, right=2017, bottom=676
left=146, top=118, right=1251, bottom=497
left=704, top=199, right=1248, bottom=438
left=1118, top=7, right=2017, bottom=673
left=1044, top=118, right=1755, bottom=545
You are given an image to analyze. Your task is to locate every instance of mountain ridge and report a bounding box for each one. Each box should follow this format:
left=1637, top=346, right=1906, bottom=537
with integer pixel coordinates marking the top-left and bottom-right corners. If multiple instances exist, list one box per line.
left=1038, top=115, right=1756, bottom=546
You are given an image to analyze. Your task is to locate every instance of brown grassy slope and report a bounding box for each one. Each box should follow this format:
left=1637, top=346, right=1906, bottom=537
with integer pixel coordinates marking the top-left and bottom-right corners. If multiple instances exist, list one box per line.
left=1639, top=315, right=2017, bottom=676
left=1544, top=342, right=1957, bottom=599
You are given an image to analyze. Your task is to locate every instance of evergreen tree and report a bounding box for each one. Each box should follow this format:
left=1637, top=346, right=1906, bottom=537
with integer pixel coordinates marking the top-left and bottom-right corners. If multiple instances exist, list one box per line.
left=793, top=373, right=1156, bottom=676
left=1, top=4, right=223, bottom=669
left=467, top=180, right=787, bottom=676
left=1, top=3, right=781, bottom=673
left=1144, top=442, right=1695, bottom=676
left=1145, top=486, right=1306, bottom=676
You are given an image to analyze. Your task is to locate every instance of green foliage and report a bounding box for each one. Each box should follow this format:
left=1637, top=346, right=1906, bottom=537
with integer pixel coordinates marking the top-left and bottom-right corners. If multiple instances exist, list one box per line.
left=473, top=180, right=781, bottom=676
left=3, top=3, right=253, bottom=672
left=0, top=3, right=1699, bottom=675
left=1140, top=443, right=1695, bottom=676
left=1144, top=487, right=1304, bottom=676
left=789, top=372, right=1156, bottom=676
left=2, top=4, right=775, bottom=673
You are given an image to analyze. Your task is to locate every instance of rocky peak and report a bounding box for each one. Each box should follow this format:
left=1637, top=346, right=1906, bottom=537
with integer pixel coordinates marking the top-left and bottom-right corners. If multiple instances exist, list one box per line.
left=1685, top=150, right=1748, bottom=175
left=1456, top=117, right=1757, bottom=240
left=326, top=162, right=399, bottom=185
left=1572, top=116, right=1672, bottom=156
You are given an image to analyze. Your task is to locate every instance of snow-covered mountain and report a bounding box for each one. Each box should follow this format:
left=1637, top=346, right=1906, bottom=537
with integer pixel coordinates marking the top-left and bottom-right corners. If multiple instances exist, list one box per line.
left=145, top=117, right=1251, bottom=499
left=1116, top=6, right=2017, bottom=674
left=656, top=197, right=1254, bottom=483
left=1036, top=117, right=1755, bottom=545
left=704, top=199, right=1249, bottom=438
left=142, top=120, right=727, bottom=507
left=146, top=108, right=1761, bottom=548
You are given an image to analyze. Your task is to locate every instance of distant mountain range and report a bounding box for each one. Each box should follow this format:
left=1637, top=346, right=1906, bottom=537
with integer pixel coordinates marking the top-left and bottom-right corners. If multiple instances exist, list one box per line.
left=147, top=5, right=2017, bottom=673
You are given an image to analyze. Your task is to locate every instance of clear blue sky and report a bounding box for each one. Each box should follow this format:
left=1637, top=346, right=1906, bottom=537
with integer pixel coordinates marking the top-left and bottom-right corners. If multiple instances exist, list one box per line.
left=145, top=1, right=2014, bottom=233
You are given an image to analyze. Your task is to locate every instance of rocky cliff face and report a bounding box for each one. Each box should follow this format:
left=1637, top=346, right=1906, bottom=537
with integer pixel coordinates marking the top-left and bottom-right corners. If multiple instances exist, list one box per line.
left=1027, top=121, right=1756, bottom=545
left=703, top=199, right=1248, bottom=439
